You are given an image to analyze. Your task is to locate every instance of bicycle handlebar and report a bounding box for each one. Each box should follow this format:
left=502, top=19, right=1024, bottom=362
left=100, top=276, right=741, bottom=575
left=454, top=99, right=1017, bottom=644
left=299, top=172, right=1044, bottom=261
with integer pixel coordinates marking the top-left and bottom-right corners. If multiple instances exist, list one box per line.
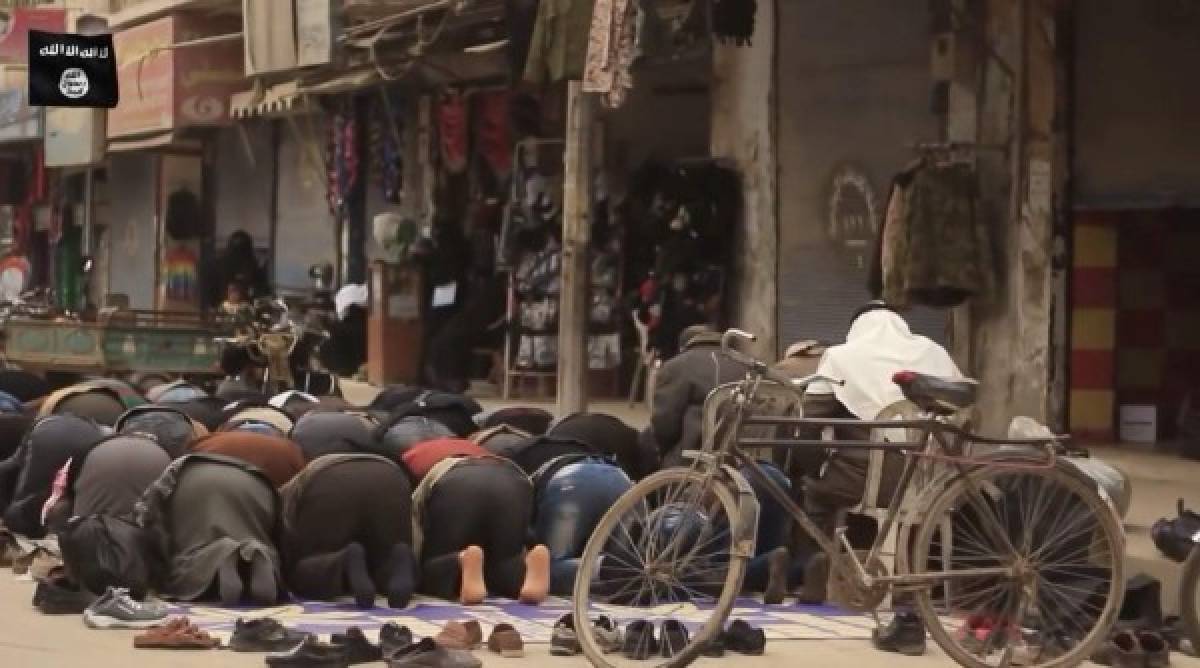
left=719, top=328, right=843, bottom=393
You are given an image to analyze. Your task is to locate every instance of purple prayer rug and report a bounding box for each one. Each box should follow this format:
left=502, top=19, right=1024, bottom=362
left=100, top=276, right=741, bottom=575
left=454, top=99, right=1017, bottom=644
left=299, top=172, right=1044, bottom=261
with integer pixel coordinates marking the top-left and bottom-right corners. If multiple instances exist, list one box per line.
left=170, top=596, right=876, bottom=644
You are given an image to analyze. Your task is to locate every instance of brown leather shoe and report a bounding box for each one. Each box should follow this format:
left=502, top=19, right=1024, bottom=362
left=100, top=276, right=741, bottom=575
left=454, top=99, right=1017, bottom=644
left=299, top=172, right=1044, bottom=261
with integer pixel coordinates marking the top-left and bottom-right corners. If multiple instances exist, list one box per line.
left=487, top=623, right=525, bottom=658
left=1092, top=630, right=1146, bottom=668
left=435, top=620, right=483, bottom=650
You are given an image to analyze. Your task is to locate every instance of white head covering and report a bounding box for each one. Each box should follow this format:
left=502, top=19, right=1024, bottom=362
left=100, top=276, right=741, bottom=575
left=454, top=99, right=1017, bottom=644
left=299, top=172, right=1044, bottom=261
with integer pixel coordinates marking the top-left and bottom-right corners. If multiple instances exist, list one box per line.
left=334, top=283, right=369, bottom=320
left=813, top=308, right=961, bottom=420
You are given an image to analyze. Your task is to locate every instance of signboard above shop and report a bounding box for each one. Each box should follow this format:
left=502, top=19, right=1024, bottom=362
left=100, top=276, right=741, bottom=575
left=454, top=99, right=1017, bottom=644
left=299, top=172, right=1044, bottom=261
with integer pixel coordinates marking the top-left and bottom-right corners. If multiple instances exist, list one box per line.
left=107, top=13, right=244, bottom=139
left=0, top=8, right=66, bottom=64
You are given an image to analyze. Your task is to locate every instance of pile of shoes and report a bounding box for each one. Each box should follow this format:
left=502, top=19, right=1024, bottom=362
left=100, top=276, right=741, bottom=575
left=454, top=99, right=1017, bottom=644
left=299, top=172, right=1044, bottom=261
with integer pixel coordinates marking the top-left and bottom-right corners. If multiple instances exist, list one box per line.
left=230, top=617, right=526, bottom=667
left=1094, top=575, right=1179, bottom=667
left=550, top=613, right=766, bottom=660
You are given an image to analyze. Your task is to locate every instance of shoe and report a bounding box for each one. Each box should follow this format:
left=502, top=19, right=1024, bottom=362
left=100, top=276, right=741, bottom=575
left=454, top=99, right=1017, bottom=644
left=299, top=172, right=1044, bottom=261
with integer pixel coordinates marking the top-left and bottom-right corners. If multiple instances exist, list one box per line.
left=83, top=587, right=170, bottom=630
left=622, top=620, right=659, bottom=660
left=331, top=626, right=382, bottom=664
left=266, top=634, right=348, bottom=667
left=1092, top=630, right=1146, bottom=668
left=1138, top=630, right=1171, bottom=668
left=660, top=619, right=691, bottom=658
left=133, top=617, right=220, bottom=650
left=872, top=612, right=926, bottom=656
left=229, top=617, right=309, bottom=653
left=380, top=623, right=414, bottom=660
left=434, top=620, right=483, bottom=650
left=763, top=546, right=791, bottom=605
left=722, top=619, right=766, bottom=656
left=798, top=552, right=829, bottom=604
left=388, top=637, right=482, bottom=668
left=487, top=623, right=524, bottom=658
left=33, top=574, right=96, bottom=615
left=701, top=635, right=726, bottom=658
left=593, top=615, right=623, bottom=654
left=550, top=614, right=580, bottom=656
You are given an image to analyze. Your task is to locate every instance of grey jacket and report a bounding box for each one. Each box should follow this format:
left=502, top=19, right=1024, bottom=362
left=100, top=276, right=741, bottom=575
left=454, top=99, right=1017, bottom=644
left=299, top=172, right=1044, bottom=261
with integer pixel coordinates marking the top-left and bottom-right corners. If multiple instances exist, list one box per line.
left=650, top=339, right=743, bottom=465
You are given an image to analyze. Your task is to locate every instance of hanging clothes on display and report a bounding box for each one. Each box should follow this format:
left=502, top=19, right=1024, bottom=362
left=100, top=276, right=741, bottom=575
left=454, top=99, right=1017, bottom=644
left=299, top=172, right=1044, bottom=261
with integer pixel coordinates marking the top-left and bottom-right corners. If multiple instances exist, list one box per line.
left=438, top=91, right=469, bottom=174
left=523, top=0, right=597, bottom=85
left=712, top=0, right=757, bottom=45
left=869, top=160, right=994, bottom=309
left=369, top=92, right=404, bottom=204
left=326, top=103, right=359, bottom=217
left=474, top=90, right=512, bottom=180
left=583, top=0, right=637, bottom=109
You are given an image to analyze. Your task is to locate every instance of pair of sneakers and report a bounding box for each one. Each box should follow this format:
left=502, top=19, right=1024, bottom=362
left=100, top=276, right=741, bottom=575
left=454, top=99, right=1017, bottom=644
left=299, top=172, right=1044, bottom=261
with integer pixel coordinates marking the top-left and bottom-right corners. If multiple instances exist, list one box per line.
left=82, top=587, right=170, bottom=630
left=550, top=613, right=622, bottom=656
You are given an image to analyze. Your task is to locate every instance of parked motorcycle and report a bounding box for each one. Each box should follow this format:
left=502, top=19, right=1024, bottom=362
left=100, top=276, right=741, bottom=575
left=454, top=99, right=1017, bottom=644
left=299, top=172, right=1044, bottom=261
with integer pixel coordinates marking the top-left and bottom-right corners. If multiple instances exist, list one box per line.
left=215, top=297, right=338, bottom=396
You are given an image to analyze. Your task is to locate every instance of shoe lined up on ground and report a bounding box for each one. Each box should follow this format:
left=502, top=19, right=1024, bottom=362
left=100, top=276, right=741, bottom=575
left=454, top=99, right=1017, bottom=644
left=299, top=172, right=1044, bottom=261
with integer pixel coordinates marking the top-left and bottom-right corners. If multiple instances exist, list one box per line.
left=132, top=617, right=220, bottom=650
left=265, top=634, right=348, bottom=667
left=82, top=587, right=170, bottom=630
left=551, top=613, right=622, bottom=656
left=486, top=623, right=524, bottom=658
left=229, top=617, right=309, bottom=653
left=330, top=626, right=382, bottom=664
left=380, top=623, right=415, bottom=660
left=434, top=619, right=483, bottom=650
left=872, top=611, right=927, bottom=656
left=387, top=637, right=481, bottom=668
left=32, top=573, right=96, bottom=615
left=1093, top=629, right=1172, bottom=668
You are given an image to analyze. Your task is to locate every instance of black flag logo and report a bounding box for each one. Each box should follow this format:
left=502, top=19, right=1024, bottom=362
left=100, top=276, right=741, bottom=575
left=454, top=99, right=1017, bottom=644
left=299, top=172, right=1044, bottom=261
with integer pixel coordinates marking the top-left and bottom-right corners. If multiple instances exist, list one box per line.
left=28, top=29, right=118, bottom=108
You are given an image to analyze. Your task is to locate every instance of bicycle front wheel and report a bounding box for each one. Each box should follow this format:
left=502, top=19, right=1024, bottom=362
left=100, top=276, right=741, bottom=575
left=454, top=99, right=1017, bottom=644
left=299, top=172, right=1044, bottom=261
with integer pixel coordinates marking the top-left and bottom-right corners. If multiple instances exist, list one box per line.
left=911, top=463, right=1124, bottom=668
left=573, top=468, right=749, bottom=668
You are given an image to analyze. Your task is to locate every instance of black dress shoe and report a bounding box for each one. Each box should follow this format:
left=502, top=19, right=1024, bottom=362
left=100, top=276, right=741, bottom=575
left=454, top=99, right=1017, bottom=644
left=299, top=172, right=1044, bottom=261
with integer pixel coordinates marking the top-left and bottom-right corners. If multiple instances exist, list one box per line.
left=265, top=634, right=349, bottom=667
left=622, top=620, right=659, bottom=660
left=331, top=626, right=382, bottom=664
left=380, top=623, right=415, bottom=660
left=229, top=618, right=309, bottom=653
left=872, top=612, right=927, bottom=656
left=722, top=619, right=766, bottom=655
left=32, top=575, right=96, bottom=615
left=660, top=620, right=690, bottom=658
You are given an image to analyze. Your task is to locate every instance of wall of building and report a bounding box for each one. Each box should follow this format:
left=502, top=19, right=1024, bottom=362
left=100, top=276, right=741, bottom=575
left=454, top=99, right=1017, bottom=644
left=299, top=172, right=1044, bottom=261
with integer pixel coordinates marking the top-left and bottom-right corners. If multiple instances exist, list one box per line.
left=772, top=0, right=945, bottom=348
left=104, top=151, right=157, bottom=309
left=213, top=122, right=273, bottom=259
left=274, top=114, right=337, bottom=293
left=1074, top=0, right=1200, bottom=209
left=709, top=0, right=777, bottom=358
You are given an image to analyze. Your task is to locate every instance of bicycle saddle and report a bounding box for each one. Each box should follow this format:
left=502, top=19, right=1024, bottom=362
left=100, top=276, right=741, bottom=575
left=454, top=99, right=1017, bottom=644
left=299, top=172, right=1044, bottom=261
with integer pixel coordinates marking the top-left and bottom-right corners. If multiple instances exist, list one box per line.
left=891, top=371, right=978, bottom=415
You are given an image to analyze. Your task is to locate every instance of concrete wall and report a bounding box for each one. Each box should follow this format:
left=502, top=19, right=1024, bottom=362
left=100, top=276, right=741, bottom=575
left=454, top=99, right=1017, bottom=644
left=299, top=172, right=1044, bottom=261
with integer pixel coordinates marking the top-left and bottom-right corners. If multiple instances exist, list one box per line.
left=1074, top=0, right=1200, bottom=209
left=104, top=152, right=157, bottom=309
left=275, top=115, right=337, bottom=293
left=213, top=122, right=273, bottom=256
left=710, top=0, right=777, bottom=358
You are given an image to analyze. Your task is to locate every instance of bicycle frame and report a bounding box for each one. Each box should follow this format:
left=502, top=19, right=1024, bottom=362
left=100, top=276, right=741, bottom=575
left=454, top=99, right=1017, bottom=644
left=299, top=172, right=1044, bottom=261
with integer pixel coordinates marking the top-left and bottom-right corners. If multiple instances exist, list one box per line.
left=688, top=369, right=1062, bottom=594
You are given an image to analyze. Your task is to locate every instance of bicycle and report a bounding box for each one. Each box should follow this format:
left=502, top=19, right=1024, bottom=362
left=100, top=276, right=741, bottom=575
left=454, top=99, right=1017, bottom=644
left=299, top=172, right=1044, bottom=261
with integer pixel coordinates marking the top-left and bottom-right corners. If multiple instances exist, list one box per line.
left=572, top=329, right=1124, bottom=668
left=1177, top=544, right=1200, bottom=654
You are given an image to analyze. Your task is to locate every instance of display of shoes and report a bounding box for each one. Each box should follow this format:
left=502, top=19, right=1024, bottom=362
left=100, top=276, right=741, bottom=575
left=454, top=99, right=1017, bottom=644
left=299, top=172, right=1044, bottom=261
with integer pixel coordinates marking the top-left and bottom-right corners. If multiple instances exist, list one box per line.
left=1093, top=630, right=1146, bottom=668
left=32, top=573, right=96, bottom=615
left=434, top=620, right=483, bottom=650
left=82, top=587, right=170, bottom=630
left=549, top=613, right=580, bottom=656
left=721, top=619, right=766, bottom=656
left=133, top=617, right=220, bottom=650
left=622, top=620, right=659, bottom=660
left=229, top=617, right=309, bottom=653
left=659, top=619, right=691, bottom=658
left=388, top=637, right=482, bottom=668
left=487, top=623, right=524, bottom=658
left=330, top=626, right=382, bottom=664
left=380, top=623, right=415, bottom=660
left=265, top=634, right=348, bottom=667
left=872, top=612, right=926, bottom=656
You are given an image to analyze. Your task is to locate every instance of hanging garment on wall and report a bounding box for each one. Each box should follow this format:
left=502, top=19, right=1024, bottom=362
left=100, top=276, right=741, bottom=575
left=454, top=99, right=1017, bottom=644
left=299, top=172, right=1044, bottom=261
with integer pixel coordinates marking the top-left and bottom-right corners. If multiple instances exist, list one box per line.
left=474, top=90, right=512, bottom=179
left=370, top=93, right=404, bottom=204
left=523, top=0, right=597, bottom=85
left=438, top=91, right=468, bottom=174
left=583, top=0, right=637, bottom=109
left=873, top=160, right=993, bottom=309
left=711, top=0, right=757, bottom=45
left=326, top=105, right=359, bottom=216
left=165, top=188, right=203, bottom=241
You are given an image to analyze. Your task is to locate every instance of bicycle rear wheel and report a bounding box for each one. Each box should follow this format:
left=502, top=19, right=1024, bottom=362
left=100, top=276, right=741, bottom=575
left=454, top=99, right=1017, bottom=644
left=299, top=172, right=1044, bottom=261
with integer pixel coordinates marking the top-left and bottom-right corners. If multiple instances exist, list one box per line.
left=573, top=468, right=749, bottom=668
left=911, top=463, right=1124, bottom=668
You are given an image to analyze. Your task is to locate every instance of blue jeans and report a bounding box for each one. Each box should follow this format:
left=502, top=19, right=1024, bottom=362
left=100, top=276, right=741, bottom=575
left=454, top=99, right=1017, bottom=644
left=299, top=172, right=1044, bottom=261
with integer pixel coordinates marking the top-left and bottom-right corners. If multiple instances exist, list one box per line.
left=744, top=461, right=795, bottom=591
left=534, top=459, right=633, bottom=595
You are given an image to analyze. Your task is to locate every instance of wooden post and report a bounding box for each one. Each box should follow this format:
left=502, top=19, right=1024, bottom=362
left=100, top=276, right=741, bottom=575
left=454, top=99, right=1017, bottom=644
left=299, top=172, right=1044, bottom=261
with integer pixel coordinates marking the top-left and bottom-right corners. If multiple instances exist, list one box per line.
left=558, top=81, right=593, bottom=415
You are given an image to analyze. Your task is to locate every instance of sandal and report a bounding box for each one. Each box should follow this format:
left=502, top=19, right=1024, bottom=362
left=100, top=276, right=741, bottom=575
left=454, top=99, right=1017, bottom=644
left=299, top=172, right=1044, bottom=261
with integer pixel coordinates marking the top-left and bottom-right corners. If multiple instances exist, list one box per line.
left=134, top=618, right=220, bottom=650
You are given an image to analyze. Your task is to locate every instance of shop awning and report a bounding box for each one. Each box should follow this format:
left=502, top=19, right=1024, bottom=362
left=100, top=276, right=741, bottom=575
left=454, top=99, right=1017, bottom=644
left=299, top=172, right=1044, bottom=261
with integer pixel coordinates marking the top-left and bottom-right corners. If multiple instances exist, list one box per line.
left=107, top=130, right=201, bottom=153
left=230, top=81, right=309, bottom=119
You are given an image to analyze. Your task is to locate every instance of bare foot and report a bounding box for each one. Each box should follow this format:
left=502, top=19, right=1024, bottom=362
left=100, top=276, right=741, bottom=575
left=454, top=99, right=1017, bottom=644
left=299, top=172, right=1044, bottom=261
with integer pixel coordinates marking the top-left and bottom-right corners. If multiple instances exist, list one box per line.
left=518, top=544, right=550, bottom=605
left=459, top=545, right=486, bottom=605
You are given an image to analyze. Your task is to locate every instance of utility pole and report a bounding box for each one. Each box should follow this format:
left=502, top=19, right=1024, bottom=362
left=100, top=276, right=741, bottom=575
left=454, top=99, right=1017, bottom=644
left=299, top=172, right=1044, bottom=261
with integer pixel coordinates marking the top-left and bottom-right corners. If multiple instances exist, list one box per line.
left=557, top=81, right=593, bottom=415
